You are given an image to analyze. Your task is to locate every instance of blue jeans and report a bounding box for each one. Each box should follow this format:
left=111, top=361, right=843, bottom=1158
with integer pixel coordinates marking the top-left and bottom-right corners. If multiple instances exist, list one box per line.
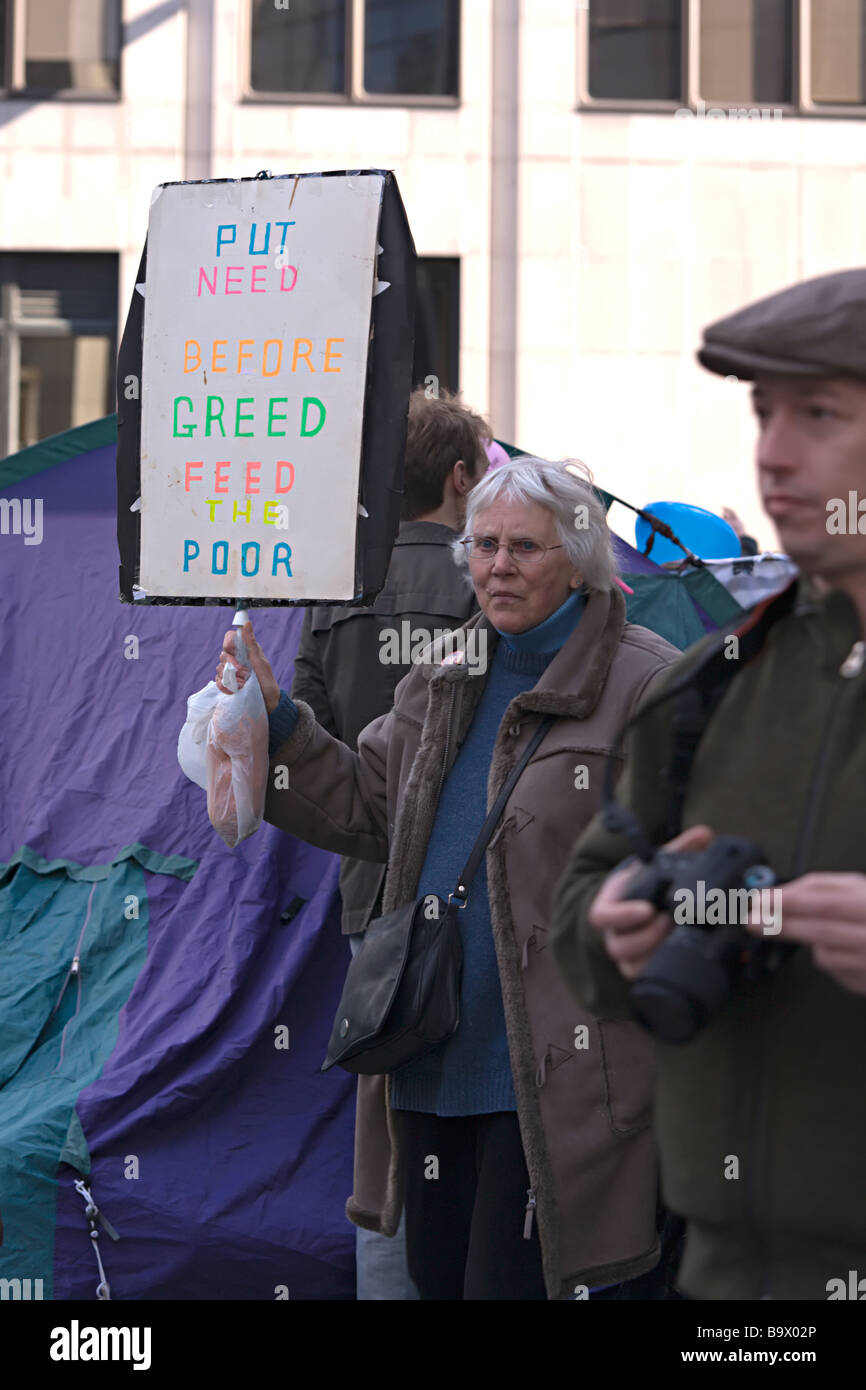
left=349, top=929, right=419, bottom=1301
left=355, top=1211, right=419, bottom=1301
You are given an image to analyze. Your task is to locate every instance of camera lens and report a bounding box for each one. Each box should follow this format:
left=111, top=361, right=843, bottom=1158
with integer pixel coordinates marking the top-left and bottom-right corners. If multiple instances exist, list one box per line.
left=630, top=927, right=742, bottom=1044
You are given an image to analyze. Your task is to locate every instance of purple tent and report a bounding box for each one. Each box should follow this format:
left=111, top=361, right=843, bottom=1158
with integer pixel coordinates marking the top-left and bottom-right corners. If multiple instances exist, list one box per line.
left=0, top=418, right=356, bottom=1300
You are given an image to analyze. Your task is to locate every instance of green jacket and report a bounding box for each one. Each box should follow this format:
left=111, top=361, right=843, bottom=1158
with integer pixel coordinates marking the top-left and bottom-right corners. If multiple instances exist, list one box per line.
left=551, top=579, right=866, bottom=1300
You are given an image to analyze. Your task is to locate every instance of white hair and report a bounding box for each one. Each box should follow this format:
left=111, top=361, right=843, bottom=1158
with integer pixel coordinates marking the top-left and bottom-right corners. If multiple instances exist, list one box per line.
left=452, top=455, right=618, bottom=593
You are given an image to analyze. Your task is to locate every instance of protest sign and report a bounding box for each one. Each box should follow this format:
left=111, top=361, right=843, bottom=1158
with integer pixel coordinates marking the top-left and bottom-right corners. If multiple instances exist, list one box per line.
left=116, top=170, right=416, bottom=606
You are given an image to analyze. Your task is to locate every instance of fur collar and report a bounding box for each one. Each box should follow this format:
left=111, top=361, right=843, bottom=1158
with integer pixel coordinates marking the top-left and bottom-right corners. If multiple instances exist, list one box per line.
left=381, top=588, right=626, bottom=915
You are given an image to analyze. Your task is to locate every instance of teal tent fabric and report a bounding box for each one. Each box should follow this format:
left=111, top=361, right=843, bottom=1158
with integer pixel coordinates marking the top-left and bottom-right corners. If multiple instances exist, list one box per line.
left=0, top=847, right=196, bottom=1300
left=679, top=565, right=746, bottom=627
left=0, top=415, right=117, bottom=490
left=619, top=573, right=715, bottom=651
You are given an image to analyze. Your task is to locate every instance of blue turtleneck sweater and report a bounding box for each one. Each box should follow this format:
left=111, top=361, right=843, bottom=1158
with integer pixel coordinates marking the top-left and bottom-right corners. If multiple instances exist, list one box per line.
left=389, top=588, right=586, bottom=1115
left=267, top=590, right=587, bottom=1115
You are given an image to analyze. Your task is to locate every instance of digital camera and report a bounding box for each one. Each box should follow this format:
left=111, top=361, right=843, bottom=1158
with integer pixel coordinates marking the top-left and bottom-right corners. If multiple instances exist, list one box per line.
left=623, top=835, right=792, bottom=1044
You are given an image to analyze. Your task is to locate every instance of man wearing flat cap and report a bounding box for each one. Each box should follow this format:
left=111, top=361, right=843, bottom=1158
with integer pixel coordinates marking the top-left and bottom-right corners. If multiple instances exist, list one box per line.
left=552, top=267, right=866, bottom=1301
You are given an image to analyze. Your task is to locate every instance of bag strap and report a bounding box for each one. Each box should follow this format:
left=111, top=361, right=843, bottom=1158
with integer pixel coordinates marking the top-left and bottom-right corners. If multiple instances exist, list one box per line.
left=448, top=714, right=555, bottom=909
left=602, top=578, right=800, bottom=857
left=661, top=577, right=799, bottom=838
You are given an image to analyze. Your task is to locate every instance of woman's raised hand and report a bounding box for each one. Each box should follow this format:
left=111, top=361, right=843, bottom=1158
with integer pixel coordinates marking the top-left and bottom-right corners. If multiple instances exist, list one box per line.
left=215, top=620, right=281, bottom=714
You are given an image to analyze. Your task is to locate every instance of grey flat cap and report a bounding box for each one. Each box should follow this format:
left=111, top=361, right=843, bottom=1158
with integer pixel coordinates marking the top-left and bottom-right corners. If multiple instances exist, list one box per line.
left=698, top=267, right=866, bottom=381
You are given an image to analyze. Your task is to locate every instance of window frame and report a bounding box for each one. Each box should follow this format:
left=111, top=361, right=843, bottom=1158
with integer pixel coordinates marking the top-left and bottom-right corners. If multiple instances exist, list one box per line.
left=412, top=255, right=461, bottom=396
left=0, top=269, right=117, bottom=456
left=241, top=0, right=461, bottom=108
left=577, top=0, right=691, bottom=113
left=0, top=0, right=123, bottom=102
left=577, top=0, right=866, bottom=119
left=798, top=0, right=866, bottom=116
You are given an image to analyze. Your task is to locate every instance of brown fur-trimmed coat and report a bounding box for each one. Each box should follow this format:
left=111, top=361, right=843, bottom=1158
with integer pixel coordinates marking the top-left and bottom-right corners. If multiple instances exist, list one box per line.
left=264, top=588, right=679, bottom=1298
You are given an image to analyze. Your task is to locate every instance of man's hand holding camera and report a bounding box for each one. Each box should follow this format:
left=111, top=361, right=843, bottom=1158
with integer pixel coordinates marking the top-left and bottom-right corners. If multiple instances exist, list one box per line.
left=744, top=872, right=866, bottom=997
left=590, top=826, right=714, bottom=981
left=592, top=827, right=866, bottom=999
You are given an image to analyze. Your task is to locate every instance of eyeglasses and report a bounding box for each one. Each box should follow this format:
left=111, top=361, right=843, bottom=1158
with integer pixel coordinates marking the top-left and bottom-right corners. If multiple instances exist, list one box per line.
left=461, top=537, right=563, bottom=565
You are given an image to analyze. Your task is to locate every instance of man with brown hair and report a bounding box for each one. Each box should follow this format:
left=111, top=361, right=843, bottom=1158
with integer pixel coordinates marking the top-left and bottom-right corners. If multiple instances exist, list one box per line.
left=398, top=387, right=491, bottom=520
left=290, top=384, right=490, bottom=1298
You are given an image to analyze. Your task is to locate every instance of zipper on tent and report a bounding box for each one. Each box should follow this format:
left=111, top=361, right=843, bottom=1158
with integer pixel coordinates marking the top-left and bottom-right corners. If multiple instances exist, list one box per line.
left=5, top=884, right=97, bottom=1084
left=52, top=883, right=97, bottom=1074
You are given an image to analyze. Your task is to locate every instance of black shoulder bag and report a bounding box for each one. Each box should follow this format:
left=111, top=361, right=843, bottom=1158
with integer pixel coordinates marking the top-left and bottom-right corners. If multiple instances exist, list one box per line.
left=322, top=714, right=555, bottom=1076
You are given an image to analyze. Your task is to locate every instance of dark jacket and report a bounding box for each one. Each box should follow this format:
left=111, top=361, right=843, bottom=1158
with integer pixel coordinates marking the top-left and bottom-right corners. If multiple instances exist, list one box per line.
left=551, top=579, right=866, bottom=1299
left=290, top=520, right=478, bottom=932
left=266, top=590, right=680, bottom=1297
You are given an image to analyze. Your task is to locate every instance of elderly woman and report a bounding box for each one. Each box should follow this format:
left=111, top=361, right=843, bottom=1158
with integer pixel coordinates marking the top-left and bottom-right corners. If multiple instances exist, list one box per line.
left=216, top=457, right=679, bottom=1300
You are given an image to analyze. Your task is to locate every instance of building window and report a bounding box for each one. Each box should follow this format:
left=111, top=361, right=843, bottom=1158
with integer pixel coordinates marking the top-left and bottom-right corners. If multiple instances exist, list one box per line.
left=248, top=0, right=459, bottom=101
left=588, top=0, right=682, bottom=102
left=699, top=0, right=792, bottom=106
left=0, top=0, right=121, bottom=95
left=412, top=258, right=460, bottom=396
left=364, top=0, right=459, bottom=96
left=0, top=254, right=117, bottom=455
left=582, top=0, right=866, bottom=113
left=811, top=0, right=866, bottom=104
left=249, top=0, right=346, bottom=96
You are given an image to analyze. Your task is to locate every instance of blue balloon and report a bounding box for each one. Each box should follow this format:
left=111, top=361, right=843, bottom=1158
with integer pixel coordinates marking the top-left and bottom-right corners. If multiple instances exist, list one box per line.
left=635, top=501, right=741, bottom=564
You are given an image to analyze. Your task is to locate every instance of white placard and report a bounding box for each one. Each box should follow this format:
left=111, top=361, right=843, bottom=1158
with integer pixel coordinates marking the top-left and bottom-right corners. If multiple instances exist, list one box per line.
left=138, top=174, right=383, bottom=599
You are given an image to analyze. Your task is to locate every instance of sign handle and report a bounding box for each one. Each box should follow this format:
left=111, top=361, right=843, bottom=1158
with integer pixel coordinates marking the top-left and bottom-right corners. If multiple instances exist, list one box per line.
left=232, top=600, right=251, bottom=667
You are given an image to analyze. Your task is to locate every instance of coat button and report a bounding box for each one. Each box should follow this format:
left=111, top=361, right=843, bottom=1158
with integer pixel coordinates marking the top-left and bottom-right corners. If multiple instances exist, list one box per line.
left=339, top=1018, right=349, bottom=1038
left=509, top=723, right=521, bottom=737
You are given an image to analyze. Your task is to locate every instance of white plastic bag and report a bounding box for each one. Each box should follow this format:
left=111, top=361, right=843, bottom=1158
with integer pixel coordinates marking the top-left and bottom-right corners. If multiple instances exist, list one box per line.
left=177, top=629, right=269, bottom=848
left=177, top=682, right=217, bottom=792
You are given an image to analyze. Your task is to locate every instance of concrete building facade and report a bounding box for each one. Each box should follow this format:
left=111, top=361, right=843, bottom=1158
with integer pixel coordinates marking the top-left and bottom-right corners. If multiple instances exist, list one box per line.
left=1, top=0, right=864, bottom=548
